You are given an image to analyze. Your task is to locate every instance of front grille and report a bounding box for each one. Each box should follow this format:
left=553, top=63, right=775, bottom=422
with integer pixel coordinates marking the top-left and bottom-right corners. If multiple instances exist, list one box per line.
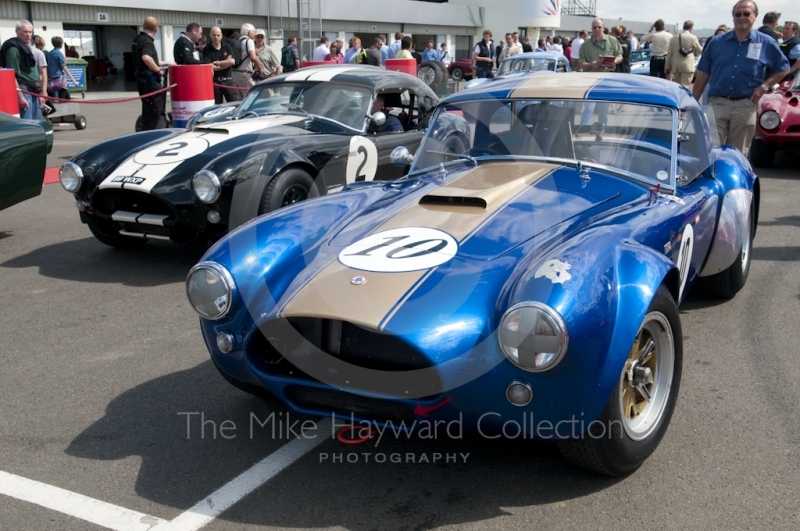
left=285, top=385, right=417, bottom=423
left=246, top=318, right=442, bottom=396
left=92, top=189, right=174, bottom=217
left=786, top=124, right=800, bottom=133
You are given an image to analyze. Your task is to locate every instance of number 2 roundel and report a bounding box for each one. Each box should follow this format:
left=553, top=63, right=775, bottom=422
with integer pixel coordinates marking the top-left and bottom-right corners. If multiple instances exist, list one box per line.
left=345, top=137, right=378, bottom=184
left=339, top=227, right=458, bottom=273
left=133, top=137, right=210, bottom=165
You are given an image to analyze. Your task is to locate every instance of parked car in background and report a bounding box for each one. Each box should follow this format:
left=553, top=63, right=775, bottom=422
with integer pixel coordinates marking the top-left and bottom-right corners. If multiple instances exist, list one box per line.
left=0, top=113, right=52, bottom=212
left=59, top=66, right=441, bottom=248
left=448, top=57, right=474, bottom=81
left=630, top=49, right=651, bottom=75
left=463, top=52, right=571, bottom=89
left=188, top=73, right=759, bottom=477
left=749, top=75, right=800, bottom=167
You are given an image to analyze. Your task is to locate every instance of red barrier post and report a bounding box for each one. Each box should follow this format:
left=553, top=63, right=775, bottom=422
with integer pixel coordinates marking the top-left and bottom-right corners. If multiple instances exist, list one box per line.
left=169, top=64, right=215, bottom=128
left=0, top=69, right=21, bottom=117
left=384, top=59, right=417, bottom=77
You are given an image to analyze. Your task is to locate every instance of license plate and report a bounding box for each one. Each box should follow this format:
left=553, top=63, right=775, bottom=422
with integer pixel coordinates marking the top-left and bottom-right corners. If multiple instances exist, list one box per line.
left=112, top=176, right=146, bottom=184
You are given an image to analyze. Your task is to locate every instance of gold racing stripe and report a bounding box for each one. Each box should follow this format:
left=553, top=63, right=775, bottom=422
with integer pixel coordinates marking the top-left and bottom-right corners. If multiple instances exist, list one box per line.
left=279, top=162, right=557, bottom=329
left=509, top=72, right=608, bottom=100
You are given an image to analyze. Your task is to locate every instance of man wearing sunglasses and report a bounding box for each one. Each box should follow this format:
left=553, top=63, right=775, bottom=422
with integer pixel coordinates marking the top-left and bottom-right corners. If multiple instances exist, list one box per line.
left=692, top=0, right=788, bottom=156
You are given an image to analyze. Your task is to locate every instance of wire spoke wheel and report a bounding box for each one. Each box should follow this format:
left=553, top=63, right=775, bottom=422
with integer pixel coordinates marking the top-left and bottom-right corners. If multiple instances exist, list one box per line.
left=619, top=311, right=674, bottom=441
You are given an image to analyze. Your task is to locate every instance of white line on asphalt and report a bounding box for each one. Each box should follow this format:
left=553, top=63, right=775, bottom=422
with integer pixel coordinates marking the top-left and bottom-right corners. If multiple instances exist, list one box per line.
left=157, top=417, right=331, bottom=531
left=0, top=470, right=167, bottom=531
left=0, top=417, right=331, bottom=531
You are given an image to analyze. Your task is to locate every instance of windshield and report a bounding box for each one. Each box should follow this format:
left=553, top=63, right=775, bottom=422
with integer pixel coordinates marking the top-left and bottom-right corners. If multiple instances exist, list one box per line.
left=631, top=50, right=650, bottom=62
left=237, top=82, right=371, bottom=130
left=414, top=99, right=676, bottom=183
left=498, top=57, right=557, bottom=75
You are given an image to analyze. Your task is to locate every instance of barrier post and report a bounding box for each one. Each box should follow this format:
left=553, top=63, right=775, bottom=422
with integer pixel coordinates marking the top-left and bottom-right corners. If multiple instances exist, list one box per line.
left=169, top=64, right=215, bottom=128
left=0, top=69, right=21, bottom=117
left=384, top=59, right=417, bottom=77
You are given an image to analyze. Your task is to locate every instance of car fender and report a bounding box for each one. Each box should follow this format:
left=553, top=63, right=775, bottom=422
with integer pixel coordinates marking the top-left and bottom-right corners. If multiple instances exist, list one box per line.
left=225, top=148, right=318, bottom=230
left=510, top=230, right=678, bottom=423
left=698, top=146, right=759, bottom=276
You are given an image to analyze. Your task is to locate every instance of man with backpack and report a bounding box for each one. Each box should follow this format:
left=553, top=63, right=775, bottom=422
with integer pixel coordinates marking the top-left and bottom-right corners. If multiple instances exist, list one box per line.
left=281, top=37, right=300, bottom=72
left=233, top=24, right=262, bottom=90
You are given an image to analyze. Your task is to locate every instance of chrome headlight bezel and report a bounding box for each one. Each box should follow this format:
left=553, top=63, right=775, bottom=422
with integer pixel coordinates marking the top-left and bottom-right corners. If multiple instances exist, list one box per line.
left=185, top=261, right=236, bottom=320
left=498, top=302, right=569, bottom=372
left=59, top=161, right=84, bottom=193
left=193, top=170, right=221, bottom=204
left=759, top=110, right=780, bottom=131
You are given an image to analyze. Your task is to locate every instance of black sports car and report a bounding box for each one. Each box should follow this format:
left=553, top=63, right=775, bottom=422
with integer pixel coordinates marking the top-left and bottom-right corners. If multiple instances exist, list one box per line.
left=59, top=66, right=445, bottom=247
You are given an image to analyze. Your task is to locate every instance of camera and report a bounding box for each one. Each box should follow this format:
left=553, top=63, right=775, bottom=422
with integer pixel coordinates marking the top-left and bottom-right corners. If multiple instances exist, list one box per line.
left=252, top=70, right=269, bottom=82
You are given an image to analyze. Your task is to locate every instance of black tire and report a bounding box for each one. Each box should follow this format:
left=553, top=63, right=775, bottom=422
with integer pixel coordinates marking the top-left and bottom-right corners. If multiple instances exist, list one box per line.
left=87, top=220, right=148, bottom=249
left=417, top=61, right=444, bottom=86
left=697, top=202, right=754, bottom=299
left=451, top=66, right=465, bottom=81
left=430, top=60, right=447, bottom=78
left=74, top=115, right=87, bottom=130
left=258, top=168, right=316, bottom=215
left=558, top=284, right=682, bottom=476
left=748, top=139, right=775, bottom=168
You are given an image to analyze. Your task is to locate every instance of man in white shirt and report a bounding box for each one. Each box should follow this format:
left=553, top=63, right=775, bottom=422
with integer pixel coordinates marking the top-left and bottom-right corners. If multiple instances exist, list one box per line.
left=571, top=30, right=586, bottom=71
left=390, top=32, right=403, bottom=55
left=312, top=35, right=330, bottom=62
left=641, top=19, right=673, bottom=78
left=627, top=30, right=640, bottom=52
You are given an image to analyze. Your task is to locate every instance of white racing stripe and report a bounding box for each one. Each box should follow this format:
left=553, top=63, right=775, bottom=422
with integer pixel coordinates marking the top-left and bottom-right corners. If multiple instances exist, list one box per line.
left=306, top=66, right=360, bottom=82
left=0, top=470, right=167, bottom=531
left=0, top=417, right=331, bottom=531
left=98, top=115, right=303, bottom=194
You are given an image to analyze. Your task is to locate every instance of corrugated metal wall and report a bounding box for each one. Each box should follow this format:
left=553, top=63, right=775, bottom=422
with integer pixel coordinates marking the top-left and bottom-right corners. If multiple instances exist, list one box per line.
left=1, top=1, right=472, bottom=35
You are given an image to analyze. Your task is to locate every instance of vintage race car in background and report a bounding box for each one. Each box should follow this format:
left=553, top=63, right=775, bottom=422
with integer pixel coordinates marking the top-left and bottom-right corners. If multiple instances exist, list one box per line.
left=0, top=112, right=52, bottom=213
left=58, top=66, right=444, bottom=247
left=463, top=52, right=571, bottom=90
left=448, top=58, right=474, bottom=81
left=187, top=73, right=758, bottom=475
left=749, top=75, right=800, bottom=167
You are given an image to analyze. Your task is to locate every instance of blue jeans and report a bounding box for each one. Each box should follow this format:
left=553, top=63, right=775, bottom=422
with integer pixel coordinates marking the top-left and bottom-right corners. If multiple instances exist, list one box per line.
left=19, top=91, right=41, bottom=120
left=580, top=102, right=610, bottom=126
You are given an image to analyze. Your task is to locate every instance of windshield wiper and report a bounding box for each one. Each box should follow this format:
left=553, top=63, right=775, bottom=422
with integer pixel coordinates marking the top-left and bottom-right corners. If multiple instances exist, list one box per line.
left=281, top=103, right=313, bottom=120
left=424, top=150, right=477, bottom=165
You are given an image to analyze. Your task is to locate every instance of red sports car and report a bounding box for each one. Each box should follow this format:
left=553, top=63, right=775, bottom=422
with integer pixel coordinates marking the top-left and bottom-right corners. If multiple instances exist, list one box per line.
left=448, top=58, right=474, bottom=81
left=750, top=75, right=800, bottom=167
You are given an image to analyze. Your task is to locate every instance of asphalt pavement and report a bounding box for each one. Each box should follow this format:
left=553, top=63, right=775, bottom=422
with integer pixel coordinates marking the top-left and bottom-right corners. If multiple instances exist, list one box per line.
left=2, top=98, right=800, bottom=531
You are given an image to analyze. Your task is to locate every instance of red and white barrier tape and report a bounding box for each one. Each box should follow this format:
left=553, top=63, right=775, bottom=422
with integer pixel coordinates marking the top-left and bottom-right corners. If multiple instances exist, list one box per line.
left=19, top=83, right=177, bottom=104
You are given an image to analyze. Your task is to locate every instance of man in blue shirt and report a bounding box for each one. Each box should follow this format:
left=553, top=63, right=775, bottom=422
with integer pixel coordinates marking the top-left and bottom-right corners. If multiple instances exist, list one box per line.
left=422, top=41, right=439, bottom=62
left=692, top=0, right=789, bottom=155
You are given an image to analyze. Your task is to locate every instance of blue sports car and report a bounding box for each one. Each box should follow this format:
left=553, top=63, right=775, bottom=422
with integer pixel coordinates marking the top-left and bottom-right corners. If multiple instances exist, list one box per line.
left=187, top=73, right=758, bottom=475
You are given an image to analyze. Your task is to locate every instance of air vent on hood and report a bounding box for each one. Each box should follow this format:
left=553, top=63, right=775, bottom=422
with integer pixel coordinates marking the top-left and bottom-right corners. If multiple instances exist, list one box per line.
left=419, top=195, right=487, bottom=209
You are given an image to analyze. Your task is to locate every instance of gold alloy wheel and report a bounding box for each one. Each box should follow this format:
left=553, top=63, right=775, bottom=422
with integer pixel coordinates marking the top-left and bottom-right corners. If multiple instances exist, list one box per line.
left=619, top=311, right=675, bottom=441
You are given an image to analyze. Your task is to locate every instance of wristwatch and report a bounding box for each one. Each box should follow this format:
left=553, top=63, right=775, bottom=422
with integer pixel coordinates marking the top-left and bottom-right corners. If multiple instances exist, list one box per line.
left=760, top=83, right=769, bottom=92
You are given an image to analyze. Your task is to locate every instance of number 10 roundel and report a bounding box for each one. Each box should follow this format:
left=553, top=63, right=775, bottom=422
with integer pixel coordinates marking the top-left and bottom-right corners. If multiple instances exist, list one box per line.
left=338, top=227, right=459, bottom=273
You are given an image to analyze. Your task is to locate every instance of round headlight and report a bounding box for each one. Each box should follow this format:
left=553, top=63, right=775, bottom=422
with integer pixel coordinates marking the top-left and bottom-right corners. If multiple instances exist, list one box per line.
left=193, top=170, right=221, bottom=204
left=498, top=302, right=568, bottom=372
left=759, top=110, right=780, bottom=131
left=59, top=162, right=83, bottom=193
left=186, top=262, right=235, bottom=320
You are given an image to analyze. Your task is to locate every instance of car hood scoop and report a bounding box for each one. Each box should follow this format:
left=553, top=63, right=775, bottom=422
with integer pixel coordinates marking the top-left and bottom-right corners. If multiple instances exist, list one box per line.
left=332, top=162, right=621, bottom=261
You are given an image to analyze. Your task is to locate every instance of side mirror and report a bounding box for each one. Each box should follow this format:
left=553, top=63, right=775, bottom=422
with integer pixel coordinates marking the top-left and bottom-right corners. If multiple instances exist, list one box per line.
left=370, top=111, right=386, bottom=127
left=390, top=146, right=414, bottom=166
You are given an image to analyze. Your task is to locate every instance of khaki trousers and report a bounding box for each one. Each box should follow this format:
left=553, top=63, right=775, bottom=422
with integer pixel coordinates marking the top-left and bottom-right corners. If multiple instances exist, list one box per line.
left=708, top=96, right=757, bottom=156
left=232, top=70, right=255, bottom=90
left=673, top=71, right=694, bottom=90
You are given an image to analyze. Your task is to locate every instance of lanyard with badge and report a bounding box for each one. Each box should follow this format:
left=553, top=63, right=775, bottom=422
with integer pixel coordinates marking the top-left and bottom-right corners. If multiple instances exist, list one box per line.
left=747, top=41, right=761, bottom=60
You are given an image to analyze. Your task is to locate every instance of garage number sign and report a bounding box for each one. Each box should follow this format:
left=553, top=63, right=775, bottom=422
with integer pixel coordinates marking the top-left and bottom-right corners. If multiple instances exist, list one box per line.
left=97, top=12, right=110, bottom=22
